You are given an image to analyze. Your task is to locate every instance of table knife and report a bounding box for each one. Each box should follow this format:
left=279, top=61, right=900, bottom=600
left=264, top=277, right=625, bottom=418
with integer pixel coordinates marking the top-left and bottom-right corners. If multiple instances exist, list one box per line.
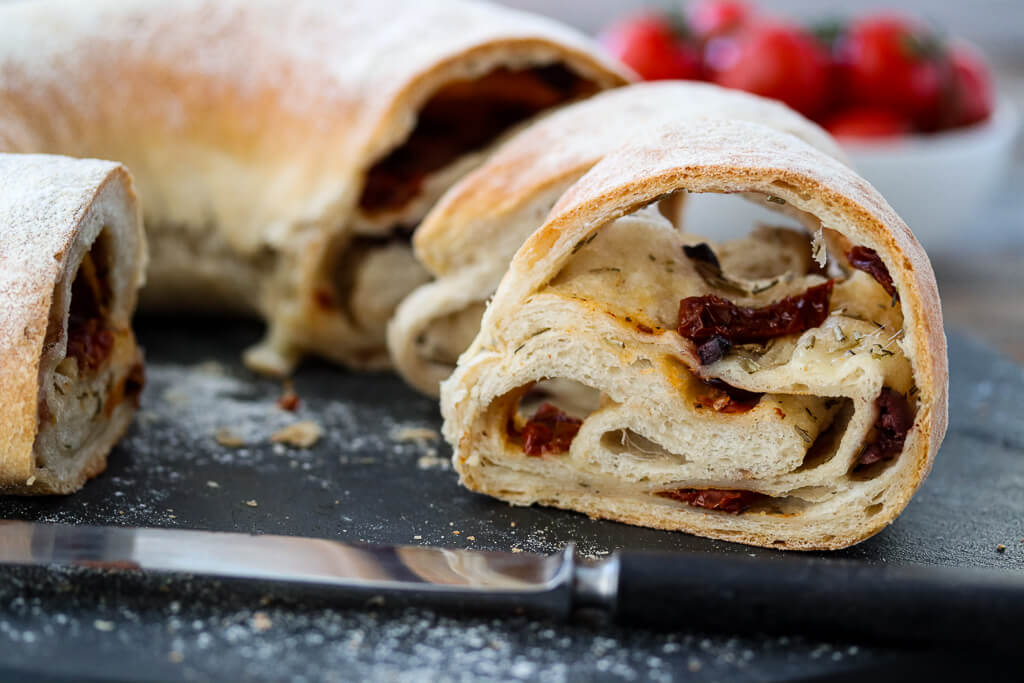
left=0, top=520, right=1020, bottom=647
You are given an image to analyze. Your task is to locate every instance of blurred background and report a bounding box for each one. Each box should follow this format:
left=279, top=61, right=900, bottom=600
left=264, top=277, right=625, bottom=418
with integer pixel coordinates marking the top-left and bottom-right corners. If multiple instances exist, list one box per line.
left=506, top=0, right=1024, bottom=122
left=505, top=0, right=1024, bottom=362
left=2, top=0, right=1020, bottom=360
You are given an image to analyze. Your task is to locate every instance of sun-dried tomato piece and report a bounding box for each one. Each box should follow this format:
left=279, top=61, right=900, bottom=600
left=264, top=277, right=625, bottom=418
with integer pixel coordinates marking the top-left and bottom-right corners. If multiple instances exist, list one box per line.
left=682, top=243, right=721, bottom=269
left=657, top=488, right=766, bottom=513
left=313, top=288, right=336, bottom=310
left=857, top=387, right=913, bottom=467
left=520, top=402, right=583, bottom=456
left=847, top=246, right=896, bottom=297
left=66, top=317, right=115, bottom=372
left=695, top=378, right=764, bottom=414
left=697, top=335, right=732, bottom=365
left=678, top=280, right=834, bottom=364
left=66, top=247, right=115, bottom=373
left=277, top=386, right=301, bottom=412
left=360, top=66, right=593, bottom=213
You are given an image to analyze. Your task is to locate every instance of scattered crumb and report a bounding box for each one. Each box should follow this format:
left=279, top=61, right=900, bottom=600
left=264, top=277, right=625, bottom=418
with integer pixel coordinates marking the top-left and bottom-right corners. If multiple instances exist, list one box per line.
left=168, top=651, right=184, bottom=664
left=246, top=500, right=258, bottom=508
left=390, top=426, right=440, bottom=443
left=24, top=475, right=35, bottom=486
left=93, top=619, right=115, bottom=632
left=277, top=382, right=300, bottom=412
left=452, top=530, right=460, bottom=536
left=511, top=548, right=522, bottom=553
left=215, top=428, right=246, bottom=448
left=467, top=536, right=476, bottom=541
left=251, top=611, right=273, bottom=632
left=270, top=421, right=323, bottom=448
left=416, top=454, right=450, bottom=470
left=413, top=535, right=422, bottom=540
left=206, top=481, right=220, bottom=488
left=510, top=522, right=516, bottom=528
left=997, top=544, right=1007, bottom=553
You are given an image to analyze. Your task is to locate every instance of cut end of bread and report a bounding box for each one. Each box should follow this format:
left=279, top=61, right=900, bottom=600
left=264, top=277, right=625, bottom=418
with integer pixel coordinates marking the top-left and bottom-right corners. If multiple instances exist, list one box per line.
left=441, top=119, right=947, bottom=550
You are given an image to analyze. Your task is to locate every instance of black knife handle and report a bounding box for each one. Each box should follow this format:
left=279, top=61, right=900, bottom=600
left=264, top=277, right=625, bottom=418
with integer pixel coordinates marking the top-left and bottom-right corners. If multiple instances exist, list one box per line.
left=613, top=550, right=1024, bottom=646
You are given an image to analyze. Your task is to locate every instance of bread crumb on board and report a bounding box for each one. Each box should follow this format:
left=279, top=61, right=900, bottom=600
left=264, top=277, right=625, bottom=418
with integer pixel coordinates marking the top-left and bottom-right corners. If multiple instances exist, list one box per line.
left=416, top=454, right=451, bottom=471
left=245, top=500, right=258, bottom=508
left=997, top=544, right=1007, bottom=553
left=390, top=426, right=441, bottom=443
left=251, top=611, right=273, bottom=632
left=215, top=428, right=246, bottom=448
left=270, top=420, right=323, bottom=448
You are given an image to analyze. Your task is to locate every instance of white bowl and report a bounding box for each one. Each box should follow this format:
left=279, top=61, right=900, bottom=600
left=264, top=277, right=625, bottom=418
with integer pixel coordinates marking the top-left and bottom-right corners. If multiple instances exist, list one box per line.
left=681, top=100, right=1019, bottom=252
left=842, top=100, right=1018, bottom=250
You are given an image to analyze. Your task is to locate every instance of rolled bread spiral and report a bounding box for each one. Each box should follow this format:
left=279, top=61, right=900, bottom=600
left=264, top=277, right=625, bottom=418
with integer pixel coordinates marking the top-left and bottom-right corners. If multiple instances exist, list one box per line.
left=390, top=82, right=845, bottom=396
left=441, top=118, right=947, bottom=550
left=0, top=154, right=146, bottom=494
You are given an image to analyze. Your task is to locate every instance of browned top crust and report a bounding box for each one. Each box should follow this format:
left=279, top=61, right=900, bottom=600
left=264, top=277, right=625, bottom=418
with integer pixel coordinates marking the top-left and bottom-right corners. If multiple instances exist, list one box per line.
left=0, top=0, right=630, bottom=374
left=0, top=0, right=628, bottom=257
left=415, top=81, right=845, bottom=274
left=0, top=154, right=142, bottom=483
left=485, top=118, right=947, bottom=535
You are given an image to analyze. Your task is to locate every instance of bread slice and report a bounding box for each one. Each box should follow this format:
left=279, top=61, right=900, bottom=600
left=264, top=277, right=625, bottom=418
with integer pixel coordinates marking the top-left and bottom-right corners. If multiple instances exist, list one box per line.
left=389, top=82, right=846, bottom=396
left=0, top=154, right=146, bottom=494
left=0, top=0, right=627, bottom=375
left=441, top=118, right=947, bottom=550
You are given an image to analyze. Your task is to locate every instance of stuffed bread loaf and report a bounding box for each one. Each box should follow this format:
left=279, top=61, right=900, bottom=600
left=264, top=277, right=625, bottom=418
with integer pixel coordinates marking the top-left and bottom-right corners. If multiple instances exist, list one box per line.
left=0, top=0, right=627, bottom=374
left=390, top=82, right=845, bottom=396
left=441, top=118, right=947, bottom=550
left=0, top=154, right=146, bottom=494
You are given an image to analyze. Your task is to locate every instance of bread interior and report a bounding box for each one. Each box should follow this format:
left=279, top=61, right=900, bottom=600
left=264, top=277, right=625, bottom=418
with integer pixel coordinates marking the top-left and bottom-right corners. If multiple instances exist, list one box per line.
left=33, top=228, right=141, bottom=479
left=459, top=197, right=919, bottom=536
left=317, top=65, right=599, bottom=354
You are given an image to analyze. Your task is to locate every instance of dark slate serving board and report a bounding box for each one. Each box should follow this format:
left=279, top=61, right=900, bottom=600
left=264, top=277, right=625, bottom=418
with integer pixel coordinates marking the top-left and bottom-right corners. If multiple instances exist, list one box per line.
left=0, top=317, right=1021, bottom=682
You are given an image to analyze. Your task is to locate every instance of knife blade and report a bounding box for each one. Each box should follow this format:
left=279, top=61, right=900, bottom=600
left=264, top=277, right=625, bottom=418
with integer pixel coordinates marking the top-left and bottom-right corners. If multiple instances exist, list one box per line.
left=1, top=520, right=1022, bottom=647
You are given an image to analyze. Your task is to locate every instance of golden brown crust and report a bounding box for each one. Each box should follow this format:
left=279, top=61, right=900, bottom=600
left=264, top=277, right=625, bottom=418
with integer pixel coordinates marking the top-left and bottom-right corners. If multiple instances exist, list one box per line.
left=415, top=81, right=843, bottom=275
left=0, top=153, right=145, bottom=493
left=445, top=118, right=947, bottom=550
left=0, top=0, right=629, bottom=372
